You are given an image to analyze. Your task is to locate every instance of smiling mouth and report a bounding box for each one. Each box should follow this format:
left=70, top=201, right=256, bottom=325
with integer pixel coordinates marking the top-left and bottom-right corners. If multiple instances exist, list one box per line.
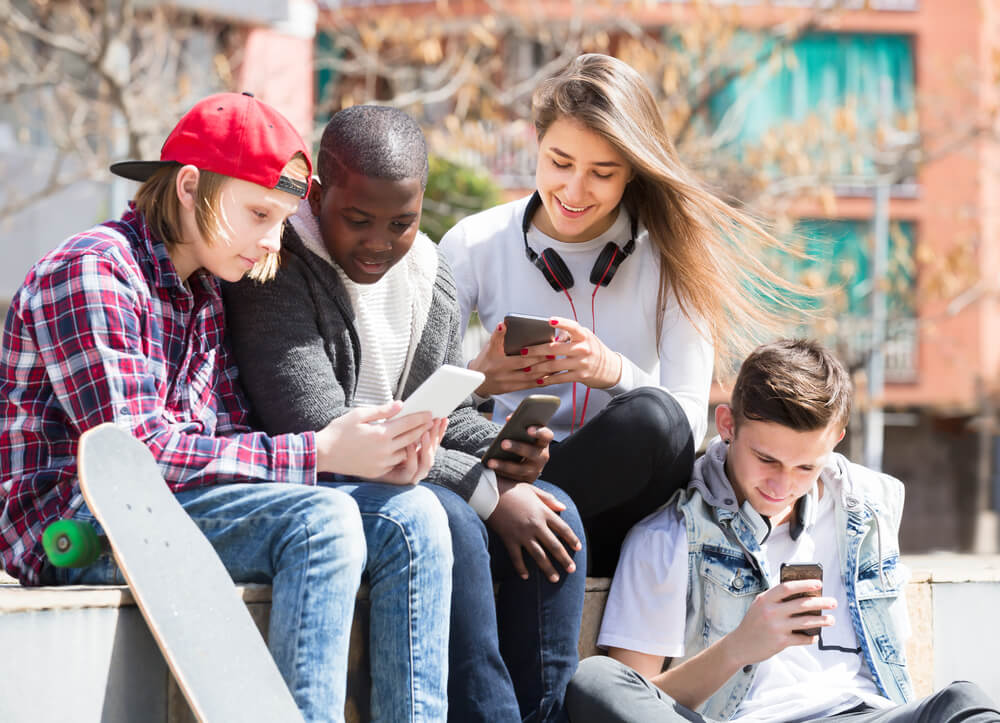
left=556, top=197, right=590, bottom=213
left=758, top=489, right=787, bottom=504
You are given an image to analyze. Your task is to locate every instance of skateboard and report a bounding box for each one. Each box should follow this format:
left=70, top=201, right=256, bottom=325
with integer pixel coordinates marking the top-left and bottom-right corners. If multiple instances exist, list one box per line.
left=43, top=423, right=302, bottom=722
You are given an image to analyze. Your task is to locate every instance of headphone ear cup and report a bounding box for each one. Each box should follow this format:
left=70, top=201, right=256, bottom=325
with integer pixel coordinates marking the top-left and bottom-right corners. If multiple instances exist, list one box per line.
left=535, top=248, right=574, bottom=291
left=589, top=242, right=626, bottom=287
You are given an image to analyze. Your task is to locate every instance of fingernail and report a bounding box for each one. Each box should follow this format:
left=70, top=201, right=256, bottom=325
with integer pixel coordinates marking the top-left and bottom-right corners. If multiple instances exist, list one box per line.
left=521, top=348, right=529, bottom=356
left=567, top=563, right=576, bottom=573
left=522, top=366, right=531, bottom=372
left=502, top=441, right=511, bottom=449
left=536, top=379, right=544, bottom=385
left=549, top=319, right=558, bottom=326
left=575, top=542, right=582, bottom=550
left=497, top=323, right=503, bottom=331
left=522, top=573, right=530, bottom=580
left=550, top=574, right=560, bottom=582
left=546, top=355, right=555, bottom=360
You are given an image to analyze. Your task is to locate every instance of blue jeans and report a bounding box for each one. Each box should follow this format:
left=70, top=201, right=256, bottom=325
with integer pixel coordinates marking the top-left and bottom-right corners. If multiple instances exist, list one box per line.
left=44, top=481, right=453, bottom=723
left=427, top=480, right=587, bottom=723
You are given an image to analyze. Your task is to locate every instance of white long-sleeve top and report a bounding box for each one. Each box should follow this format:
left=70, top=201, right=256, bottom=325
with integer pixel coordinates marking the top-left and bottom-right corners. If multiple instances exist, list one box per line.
left=439, top=195, right=713, bottom=444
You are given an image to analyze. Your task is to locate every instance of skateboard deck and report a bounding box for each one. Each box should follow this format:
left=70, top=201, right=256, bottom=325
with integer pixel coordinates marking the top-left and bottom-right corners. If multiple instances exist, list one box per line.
left=75, top=423, right=302, bottom=722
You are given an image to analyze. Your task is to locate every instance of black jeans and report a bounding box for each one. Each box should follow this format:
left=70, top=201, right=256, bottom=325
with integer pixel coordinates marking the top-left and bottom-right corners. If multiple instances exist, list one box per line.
left=542, top=387, right=696, bottom=577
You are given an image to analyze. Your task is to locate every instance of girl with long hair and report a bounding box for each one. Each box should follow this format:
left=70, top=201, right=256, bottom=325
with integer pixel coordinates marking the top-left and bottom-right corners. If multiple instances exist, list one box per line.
left=440, top=53, right=799, bottom=576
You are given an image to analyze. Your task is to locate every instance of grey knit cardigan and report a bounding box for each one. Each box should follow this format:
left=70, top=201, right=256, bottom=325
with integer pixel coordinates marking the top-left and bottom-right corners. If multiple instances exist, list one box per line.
left=222, top=222, right=500, bottom=502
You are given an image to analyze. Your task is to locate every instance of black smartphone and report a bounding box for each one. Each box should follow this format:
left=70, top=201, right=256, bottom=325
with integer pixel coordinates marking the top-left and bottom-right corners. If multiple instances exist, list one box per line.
left=503, top=314, right=557, bottom=356
left=779, top=562, right=823, bottom=636
left=482, top=394, right=561, bottom=464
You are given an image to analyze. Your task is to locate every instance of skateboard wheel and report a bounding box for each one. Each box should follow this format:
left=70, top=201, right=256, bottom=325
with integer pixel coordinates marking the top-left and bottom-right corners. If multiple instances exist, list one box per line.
left=42, top=520, right=102, bottom=568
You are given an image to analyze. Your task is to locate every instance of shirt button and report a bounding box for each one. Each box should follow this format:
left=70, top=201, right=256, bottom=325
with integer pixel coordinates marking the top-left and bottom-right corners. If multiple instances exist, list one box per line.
left=743, top=665, right=753, bottom=674
left=724, top=498, right=735, bottom=506
left=119, top=406, right=129, bottom=415
left=846, top=495, right=860, bottom=509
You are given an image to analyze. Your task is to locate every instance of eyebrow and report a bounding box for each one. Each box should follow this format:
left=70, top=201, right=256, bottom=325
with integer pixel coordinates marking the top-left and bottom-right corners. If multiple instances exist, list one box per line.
left=344, top=206, right=418, bottom=219
left=549, top=146, right=624, bottom=168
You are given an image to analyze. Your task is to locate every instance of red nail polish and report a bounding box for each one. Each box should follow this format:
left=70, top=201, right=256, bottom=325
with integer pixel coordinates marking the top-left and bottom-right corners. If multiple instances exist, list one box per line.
left=549, top=319, right=558, bottom=326
left=523, top=366, right=531, bottom=372
left=497, top=323, right=503, bottom=331
left=536, top=378, right=544, bottom=385
left=546, top=355, right=555, bottom=360
left=521, top=348, right=529, bottom=356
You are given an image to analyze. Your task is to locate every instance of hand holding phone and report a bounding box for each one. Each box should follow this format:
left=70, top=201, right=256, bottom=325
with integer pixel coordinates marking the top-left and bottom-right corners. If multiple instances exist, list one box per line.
left=394, top=365, right=485, bottom=419
left=482, top=394, right=560, bottom=464
left=779, top=562, right=823, bottom=636
left=502, top=314, right=557, bottom=356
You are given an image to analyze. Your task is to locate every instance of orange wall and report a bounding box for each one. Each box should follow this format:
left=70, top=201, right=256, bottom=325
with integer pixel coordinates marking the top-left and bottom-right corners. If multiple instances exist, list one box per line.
left=317, top=0, right=999, bottom=411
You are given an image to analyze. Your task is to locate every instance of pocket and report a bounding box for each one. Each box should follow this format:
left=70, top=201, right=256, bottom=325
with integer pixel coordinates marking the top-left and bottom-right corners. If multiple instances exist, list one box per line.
left=698, top=545, right=763, bottom=641
left=855, top=554, right=908, bottom=666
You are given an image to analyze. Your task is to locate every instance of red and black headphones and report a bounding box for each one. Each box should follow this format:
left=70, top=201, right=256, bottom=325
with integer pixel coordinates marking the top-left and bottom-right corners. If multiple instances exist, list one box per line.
left=521, top=191, right=637, bottom=291
left=521, top=191, right=638, bottom=430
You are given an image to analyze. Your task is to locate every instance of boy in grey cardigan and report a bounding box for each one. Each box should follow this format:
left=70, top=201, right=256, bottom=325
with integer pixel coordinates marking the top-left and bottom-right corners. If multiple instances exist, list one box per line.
left=223, top=106, right=586, bottom=723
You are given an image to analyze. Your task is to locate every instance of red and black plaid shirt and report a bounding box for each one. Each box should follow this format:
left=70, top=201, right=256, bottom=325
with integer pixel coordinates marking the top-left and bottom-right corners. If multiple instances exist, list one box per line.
left=0, top=207, right=317, bottom=585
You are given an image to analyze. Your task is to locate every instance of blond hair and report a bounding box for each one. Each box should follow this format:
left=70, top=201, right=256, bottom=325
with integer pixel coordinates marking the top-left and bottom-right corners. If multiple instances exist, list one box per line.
left=533, top=54, right=807, bottom=376
left=133, top=153, right=310, bottom=283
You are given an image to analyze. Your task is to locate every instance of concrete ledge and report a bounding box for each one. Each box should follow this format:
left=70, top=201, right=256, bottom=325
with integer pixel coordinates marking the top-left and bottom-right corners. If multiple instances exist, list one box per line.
left=3, top=558, right=998, bottom=721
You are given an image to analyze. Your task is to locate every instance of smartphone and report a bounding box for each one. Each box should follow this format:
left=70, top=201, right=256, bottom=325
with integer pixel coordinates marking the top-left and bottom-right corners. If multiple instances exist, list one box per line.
left=481, top=394, right=561, bottom=464
left=395, top=365, right=485, bottom=419
left=503, top=314, right=557, bottom=356
left=779, top=562, right=823, bottom=636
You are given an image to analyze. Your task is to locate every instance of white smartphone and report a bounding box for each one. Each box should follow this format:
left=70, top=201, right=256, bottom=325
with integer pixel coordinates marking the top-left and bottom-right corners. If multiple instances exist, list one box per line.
left=395, top=364, right=485, bottom=419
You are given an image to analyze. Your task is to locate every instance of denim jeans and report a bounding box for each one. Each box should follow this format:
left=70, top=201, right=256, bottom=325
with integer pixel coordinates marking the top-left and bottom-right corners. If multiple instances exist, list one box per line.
left=567, top=657, right=1000, bottom=723
left=43, top=481, right=453, bottom=723
left=427, top=479, right=587, bottom=723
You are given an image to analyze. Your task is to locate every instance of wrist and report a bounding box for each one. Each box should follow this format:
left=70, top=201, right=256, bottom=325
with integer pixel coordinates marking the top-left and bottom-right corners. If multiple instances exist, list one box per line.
left=314, top=425, right=341, bottom=474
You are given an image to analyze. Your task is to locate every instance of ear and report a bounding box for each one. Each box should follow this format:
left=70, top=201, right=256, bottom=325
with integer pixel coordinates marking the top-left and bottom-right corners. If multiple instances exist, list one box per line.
left=716, top=404, right=736, bottom=444
left=175, top=165, right=201, bottom=211
left=307, top=178, right=324, bottom=217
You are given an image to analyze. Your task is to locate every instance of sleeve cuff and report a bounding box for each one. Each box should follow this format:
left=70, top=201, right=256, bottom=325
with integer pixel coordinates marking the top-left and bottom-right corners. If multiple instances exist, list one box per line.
left=468, top=468, right=500, bottom=519
left=606, top=353, right=636, bottom=396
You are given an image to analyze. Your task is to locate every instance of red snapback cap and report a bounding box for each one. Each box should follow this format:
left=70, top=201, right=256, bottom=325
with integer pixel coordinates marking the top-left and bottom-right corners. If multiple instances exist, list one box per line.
left=110, top=91, right=312, bottom=198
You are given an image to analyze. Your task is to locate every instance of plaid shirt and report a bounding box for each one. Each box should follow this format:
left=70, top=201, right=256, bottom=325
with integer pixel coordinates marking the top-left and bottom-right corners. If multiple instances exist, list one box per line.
left=0, top=207, right=317, bottom=585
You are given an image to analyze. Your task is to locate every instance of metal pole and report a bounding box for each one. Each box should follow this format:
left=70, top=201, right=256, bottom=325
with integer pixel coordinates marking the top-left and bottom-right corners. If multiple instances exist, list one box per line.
left=865, top=174, right=888, bottom=472
left=864, top=77, right=891, bottom=472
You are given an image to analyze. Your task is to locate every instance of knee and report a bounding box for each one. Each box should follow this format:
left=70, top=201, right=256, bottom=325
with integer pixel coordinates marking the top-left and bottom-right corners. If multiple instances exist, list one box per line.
left=376, top=485, right=453, bottom=566
left=427, top=483, right=489, bottom=554
left=612, top=388, right=692, bottom=447
left=566, top=656, right=626, bottom=717
left=936, top=680, right=997, bottom=711
left=289, top=487, right=366, bottom=572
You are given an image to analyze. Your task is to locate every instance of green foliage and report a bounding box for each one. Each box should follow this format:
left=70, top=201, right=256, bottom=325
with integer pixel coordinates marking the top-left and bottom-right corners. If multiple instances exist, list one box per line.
left=420, top=156, right=502, bottom=243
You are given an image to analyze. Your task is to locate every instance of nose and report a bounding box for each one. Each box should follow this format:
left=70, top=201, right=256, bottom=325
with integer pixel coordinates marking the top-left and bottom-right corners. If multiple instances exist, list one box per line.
left=564, top=171, right=588, bottom=203
left=766, top=469, right=792, bottom=497
left=259, top=223, right=282, bottom=253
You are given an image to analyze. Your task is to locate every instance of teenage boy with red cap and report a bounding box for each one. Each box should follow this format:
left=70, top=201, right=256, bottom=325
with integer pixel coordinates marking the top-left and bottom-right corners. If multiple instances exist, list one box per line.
left=0, top=92, right=453, bottom=722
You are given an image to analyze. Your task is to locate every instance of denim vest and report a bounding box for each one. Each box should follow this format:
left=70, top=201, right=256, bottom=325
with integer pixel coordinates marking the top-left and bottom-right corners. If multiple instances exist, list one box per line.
left=673, top=439, right=913, bottom=721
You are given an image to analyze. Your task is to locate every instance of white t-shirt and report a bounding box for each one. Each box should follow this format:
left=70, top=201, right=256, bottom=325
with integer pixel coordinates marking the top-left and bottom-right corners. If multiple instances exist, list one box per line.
left=439, top=196, right=712, bottom=443
left=599, top=487, right=904, bottom=722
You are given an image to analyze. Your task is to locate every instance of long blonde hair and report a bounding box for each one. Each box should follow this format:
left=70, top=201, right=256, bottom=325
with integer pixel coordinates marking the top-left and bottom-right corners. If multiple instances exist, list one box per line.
left=533, top=54, right=805, bottom=376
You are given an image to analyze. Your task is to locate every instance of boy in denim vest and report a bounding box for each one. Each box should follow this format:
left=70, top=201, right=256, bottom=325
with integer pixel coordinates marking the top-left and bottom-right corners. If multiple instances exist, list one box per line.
left=568, top=339, right=998, bottom=722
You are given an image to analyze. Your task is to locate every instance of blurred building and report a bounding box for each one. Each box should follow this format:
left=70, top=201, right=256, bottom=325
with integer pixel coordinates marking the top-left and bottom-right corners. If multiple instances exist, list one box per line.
left=4, top=0, right=1000, bottom=552
left=312, top=0, right=1000, bottom=553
